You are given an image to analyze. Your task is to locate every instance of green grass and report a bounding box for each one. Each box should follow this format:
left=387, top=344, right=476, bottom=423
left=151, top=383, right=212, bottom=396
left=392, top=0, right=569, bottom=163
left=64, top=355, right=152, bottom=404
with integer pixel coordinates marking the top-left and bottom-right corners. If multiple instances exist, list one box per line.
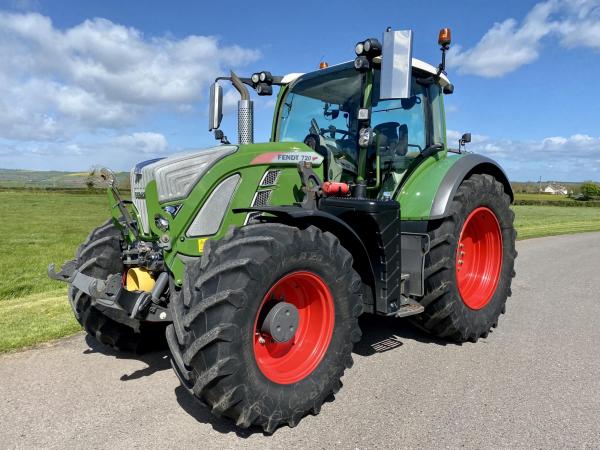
left=1, top=190, right=600, bottom=353
left=513, top=205, right=600, bottom=239
left=0, top=191, right=110, bottom=300
left=0, top=290, right=81, bottom=352
left=0, top=191, right=111, bottom=352
left=514, top=193, right=570, bottom=202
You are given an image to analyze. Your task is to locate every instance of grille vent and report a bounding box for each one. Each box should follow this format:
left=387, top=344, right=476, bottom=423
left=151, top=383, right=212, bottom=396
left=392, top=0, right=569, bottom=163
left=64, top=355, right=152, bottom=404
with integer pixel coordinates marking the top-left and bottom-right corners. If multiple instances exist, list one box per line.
left=252, top=190, right=272, bottom=207
left=244, top=211, right=263, bottom=225
left=260, top=170, right=281, bottom=187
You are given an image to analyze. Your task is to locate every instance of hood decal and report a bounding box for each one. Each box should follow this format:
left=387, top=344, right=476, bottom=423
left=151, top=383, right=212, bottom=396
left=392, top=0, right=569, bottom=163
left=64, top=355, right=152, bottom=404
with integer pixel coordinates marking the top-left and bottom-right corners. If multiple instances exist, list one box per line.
left=251, top=151, right=324, bottom=166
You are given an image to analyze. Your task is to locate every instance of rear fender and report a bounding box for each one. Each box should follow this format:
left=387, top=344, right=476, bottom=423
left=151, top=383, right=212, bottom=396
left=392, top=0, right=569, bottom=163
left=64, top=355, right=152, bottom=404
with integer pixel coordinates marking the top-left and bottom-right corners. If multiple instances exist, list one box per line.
left=430, top=154, right=513, bottom=219
left=399, top=153, right=513, bottom=220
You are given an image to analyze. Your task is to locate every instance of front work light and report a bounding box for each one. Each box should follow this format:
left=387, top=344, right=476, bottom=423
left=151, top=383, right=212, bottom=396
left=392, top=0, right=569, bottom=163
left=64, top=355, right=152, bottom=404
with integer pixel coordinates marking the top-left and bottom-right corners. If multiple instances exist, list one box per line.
left=355, top=42, right=364, bottom=55
left=354, top=55, right=370, bottom=72
left=259, top=71, right=273, bottom=84
left=362, top=38, right=382, bottom=56
left=251, top=73, right=260, bottom=84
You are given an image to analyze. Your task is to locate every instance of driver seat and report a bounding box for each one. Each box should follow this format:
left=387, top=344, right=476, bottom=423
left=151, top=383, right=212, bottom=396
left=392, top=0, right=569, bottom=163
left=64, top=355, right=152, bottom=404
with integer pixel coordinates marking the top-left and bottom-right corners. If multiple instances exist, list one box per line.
left=374, top=122, right=408, bottom=157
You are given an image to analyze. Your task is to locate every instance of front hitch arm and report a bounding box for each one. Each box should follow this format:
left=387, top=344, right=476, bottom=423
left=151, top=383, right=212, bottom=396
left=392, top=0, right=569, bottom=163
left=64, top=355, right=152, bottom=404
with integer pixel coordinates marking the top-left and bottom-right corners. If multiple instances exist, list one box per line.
left=47, top=260, right=170, bottom=322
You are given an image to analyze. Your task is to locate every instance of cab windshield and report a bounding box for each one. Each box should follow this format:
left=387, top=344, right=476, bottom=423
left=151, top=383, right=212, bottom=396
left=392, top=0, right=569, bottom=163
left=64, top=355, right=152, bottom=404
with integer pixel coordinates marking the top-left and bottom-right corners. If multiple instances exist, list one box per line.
left=277, top=65, right=362, bottom=180
left=277, top=64, right=432, bottom=186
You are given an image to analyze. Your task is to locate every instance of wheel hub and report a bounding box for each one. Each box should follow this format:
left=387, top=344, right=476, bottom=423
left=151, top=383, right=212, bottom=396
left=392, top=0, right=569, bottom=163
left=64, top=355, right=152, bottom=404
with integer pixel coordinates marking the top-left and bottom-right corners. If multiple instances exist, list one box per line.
left=260, top=301, right=299, bottom=343
left=253, top=271, right=335, bottom=384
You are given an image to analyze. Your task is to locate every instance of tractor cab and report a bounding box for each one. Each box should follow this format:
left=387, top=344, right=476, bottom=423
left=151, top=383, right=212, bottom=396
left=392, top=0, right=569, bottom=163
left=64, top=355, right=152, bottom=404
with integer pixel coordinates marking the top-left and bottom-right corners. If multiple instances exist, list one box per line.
left=209, top=28, right=453, bottom=201
left=273, top=58, right=451, bottom=200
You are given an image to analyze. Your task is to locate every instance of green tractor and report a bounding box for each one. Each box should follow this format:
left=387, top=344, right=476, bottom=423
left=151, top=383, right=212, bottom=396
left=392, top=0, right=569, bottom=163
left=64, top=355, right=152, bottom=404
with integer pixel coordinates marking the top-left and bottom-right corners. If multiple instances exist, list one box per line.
left=49, top=28, right=516, bottom=432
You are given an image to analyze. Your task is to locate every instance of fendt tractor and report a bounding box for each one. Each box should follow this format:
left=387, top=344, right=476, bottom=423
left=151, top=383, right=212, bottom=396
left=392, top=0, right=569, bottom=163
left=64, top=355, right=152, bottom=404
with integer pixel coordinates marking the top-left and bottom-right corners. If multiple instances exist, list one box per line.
left=50, top=28, right=516, bottom=432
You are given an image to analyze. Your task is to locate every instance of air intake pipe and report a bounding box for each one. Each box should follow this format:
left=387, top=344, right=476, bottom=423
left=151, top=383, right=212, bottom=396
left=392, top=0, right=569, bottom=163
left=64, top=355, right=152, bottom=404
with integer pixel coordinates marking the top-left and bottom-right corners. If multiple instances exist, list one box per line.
left=230, top=71, right=254, bottom=144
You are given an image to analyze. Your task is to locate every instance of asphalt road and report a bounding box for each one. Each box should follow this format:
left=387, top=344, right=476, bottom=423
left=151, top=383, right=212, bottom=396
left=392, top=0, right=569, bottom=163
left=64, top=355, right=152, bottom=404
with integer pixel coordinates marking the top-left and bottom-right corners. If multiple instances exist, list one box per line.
left=1, top=232, right=599, bottom=449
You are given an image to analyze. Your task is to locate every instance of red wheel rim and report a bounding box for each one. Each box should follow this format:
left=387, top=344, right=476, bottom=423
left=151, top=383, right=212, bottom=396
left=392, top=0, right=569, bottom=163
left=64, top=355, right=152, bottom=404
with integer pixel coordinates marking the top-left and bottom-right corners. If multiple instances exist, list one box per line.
left=456, top=207, right=503, bottom=310
left=253, top=271, right=335, bottom=384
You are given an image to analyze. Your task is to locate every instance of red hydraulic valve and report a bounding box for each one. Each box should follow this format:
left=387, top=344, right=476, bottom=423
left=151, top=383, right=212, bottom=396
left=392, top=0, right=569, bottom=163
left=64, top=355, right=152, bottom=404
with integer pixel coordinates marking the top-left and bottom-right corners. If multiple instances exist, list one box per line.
left=322, top=181, right=350, bottom=196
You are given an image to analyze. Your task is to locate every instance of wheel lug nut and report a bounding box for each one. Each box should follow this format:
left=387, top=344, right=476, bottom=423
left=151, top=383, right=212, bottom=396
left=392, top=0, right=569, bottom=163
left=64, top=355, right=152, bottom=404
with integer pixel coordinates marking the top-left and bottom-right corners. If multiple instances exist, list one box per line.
left=458, top=260, right=464, bottom=265
left=258, top=335, right=266, bottom=345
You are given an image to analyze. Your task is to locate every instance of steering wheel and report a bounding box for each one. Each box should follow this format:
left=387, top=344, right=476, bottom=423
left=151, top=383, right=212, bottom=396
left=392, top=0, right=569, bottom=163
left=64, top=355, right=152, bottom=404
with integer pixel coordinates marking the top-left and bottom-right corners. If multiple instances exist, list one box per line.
left=322, top=125, right=351, bottom=138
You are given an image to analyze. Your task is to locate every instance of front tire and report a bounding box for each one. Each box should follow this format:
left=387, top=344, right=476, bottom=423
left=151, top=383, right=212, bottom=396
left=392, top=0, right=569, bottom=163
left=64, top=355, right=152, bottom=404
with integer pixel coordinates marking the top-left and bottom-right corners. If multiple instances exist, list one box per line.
left=167, top=224, right=363, bottom=432
left=69, top=220, right=165, bottom=352
left=413, top=173, right=517, bottom=342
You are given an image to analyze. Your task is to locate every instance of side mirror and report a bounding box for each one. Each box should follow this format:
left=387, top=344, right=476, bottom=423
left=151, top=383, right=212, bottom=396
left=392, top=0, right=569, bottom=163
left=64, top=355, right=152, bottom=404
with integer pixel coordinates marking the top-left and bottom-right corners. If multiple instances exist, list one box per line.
left=380, top=29, right=413, bottom=100
left=208, top=82, right=223, bottom=131
left=458, top=132, right=471, bottom=152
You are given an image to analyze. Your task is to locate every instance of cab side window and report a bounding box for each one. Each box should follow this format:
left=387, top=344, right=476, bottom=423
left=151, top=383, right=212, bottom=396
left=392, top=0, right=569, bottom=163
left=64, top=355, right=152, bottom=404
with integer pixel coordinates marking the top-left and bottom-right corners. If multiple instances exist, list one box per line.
left=370, top=73, right=428, bottom=197
left=371, top=76, right=427, bottom=162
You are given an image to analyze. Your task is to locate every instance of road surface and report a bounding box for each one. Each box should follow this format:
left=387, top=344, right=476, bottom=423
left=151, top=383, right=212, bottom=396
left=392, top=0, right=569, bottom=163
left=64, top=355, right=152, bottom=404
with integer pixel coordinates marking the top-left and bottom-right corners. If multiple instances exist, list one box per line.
left=1, top=232, right=599, bottom=449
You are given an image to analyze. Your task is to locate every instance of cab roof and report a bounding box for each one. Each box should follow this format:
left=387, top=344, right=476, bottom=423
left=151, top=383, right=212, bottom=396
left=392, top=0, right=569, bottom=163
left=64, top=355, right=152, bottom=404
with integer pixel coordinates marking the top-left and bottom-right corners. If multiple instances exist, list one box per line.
left=280, top=57, right=451, bottom=87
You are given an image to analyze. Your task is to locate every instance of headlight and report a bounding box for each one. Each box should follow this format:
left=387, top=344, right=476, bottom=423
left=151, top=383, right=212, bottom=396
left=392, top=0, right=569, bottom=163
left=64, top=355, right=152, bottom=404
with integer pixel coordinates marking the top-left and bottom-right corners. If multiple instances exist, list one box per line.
left=186, top=174, right=241, bottom=237
left=153, top=145, right=237, bottom=203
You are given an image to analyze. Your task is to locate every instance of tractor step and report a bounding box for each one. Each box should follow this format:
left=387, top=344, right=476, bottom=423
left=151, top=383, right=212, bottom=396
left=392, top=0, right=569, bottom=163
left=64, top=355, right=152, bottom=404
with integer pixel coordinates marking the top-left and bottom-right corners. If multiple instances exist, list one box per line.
left=395, top=297, right=425, bottom=318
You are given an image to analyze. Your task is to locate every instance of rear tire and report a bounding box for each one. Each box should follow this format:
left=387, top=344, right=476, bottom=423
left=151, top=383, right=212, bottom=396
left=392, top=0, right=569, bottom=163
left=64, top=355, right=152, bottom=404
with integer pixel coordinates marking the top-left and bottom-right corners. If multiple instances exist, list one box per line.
left=69, top=220, right=165, bottom=353
left=167, top=224, right=363, bottom=432
left=412, top=174, right=517, bottom=342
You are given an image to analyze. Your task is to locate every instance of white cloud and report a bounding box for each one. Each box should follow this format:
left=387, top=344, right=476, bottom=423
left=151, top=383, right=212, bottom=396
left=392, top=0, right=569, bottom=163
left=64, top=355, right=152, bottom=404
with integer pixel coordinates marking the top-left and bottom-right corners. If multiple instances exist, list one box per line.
left=0, top=12, right=261, bottom=142
left=448, top=130, right=600, bottom=180
left=115, top=132, right=169, bottom=154
left=448, top=0, right=600, bottom=77
left=115, top=132, right=168, bottom=154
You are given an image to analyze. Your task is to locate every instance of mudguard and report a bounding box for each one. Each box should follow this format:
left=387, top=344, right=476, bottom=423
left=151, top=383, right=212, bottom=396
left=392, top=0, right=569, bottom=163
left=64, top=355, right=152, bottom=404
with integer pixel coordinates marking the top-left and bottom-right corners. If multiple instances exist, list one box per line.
left=430, top=154, right=513, bottom=219
left=399, top=153, right=513, bottom=221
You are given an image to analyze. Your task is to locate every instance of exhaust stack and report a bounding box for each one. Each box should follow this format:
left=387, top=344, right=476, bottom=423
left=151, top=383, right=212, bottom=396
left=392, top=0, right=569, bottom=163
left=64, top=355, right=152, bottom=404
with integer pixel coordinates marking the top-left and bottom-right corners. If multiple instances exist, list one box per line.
left=230, top=71, right=254, bottom=144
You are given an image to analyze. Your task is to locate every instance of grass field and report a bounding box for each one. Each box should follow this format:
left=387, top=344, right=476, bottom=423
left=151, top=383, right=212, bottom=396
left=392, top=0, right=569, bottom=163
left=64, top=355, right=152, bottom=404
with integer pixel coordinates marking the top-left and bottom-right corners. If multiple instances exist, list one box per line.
left=514, top=193, right=570, bottom=202
left=513, top=205, right=600, bottom=239
left=0, top=191, right=110, bottom=352
left=1, top=190, right=600, bottom=353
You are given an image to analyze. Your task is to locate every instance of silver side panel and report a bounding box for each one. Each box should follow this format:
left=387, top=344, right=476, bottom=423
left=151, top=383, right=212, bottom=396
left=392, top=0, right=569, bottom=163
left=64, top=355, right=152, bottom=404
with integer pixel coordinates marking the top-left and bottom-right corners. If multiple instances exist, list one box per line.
left=131, top=168, right=153, bottom=234
left=186, top=174, right=241, bottom=237
left=380, top=29, right=413, bottom=100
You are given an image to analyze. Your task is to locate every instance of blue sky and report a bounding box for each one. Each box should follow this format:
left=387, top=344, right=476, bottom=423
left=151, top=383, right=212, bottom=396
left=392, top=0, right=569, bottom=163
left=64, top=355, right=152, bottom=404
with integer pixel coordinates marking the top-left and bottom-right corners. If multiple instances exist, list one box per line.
left=0, top=0, right=599, bottom=181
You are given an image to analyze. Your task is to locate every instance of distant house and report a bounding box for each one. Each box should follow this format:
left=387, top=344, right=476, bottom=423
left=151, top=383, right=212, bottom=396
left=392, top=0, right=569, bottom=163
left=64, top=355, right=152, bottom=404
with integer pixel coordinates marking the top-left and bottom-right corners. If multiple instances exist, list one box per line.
left=542, top=183, right=568, bottom=195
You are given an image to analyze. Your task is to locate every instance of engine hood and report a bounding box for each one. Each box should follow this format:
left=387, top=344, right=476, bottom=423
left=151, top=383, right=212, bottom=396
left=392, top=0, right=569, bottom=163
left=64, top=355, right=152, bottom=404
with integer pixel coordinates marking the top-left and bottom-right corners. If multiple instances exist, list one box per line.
left=130, top=145, right=238, bottom=233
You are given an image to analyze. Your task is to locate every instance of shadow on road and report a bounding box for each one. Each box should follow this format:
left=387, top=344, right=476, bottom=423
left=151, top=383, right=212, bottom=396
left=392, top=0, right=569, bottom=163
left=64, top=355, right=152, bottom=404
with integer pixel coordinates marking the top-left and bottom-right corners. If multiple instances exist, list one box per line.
left=83, top=335, right=172, bottom=381
left=80, top=313, right=447, bottom=435
left=174, top=385, right=261, bottom=438
left=353, top=314, right=447, bottom=356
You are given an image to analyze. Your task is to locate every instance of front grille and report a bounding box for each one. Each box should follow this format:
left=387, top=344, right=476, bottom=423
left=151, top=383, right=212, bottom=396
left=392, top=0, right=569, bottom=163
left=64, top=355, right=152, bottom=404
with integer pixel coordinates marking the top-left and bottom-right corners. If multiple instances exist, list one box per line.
left=260, top=170, right=281, bottom=187
left=252, top=190, right=272, bottom=207
left=244, top=211, right=263, bottom=225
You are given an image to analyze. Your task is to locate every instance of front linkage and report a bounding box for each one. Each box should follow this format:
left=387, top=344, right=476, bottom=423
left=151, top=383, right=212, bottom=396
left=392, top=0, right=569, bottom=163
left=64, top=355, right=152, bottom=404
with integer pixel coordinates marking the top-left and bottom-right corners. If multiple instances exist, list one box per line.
left=49, top=250, right=170, bottom=323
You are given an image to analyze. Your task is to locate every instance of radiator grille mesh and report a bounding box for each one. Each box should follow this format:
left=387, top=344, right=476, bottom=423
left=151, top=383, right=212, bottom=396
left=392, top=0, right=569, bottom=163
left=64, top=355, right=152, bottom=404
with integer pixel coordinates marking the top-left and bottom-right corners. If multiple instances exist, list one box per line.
left=252, top=190, right=272, bottom=207
left=260, top=170, right=281, bottom=186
